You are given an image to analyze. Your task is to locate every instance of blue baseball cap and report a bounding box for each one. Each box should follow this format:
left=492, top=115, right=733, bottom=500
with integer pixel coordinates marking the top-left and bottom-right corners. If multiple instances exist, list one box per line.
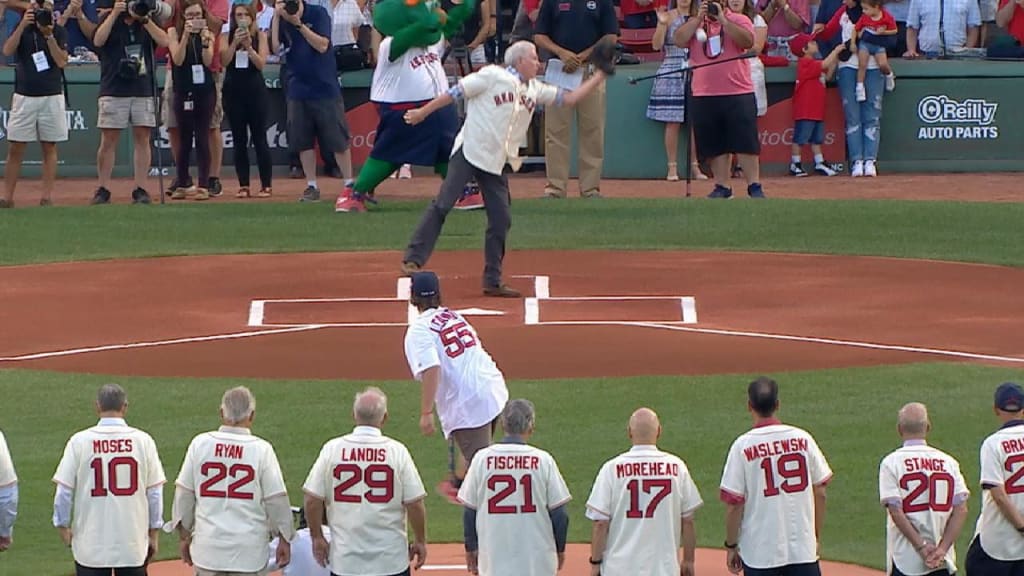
left=995, top=382, right=1024, bottom=412
left=411, top=271, right=440, bottom=298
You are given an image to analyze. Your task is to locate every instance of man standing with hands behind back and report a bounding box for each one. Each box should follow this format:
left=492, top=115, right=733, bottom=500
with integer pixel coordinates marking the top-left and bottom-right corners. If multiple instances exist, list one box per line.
left=533, top=0, right=617, bottom=200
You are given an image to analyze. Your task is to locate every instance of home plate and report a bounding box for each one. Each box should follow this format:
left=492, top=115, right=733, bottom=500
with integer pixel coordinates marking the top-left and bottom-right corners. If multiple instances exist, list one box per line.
left=455, top=308, right=505, bottom=316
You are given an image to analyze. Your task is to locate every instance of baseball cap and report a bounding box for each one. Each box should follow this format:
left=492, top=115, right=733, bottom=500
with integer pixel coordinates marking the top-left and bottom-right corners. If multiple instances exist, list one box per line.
left=996, top=382, right=1024, bottom=412
left=789, top=33, right=815, bottom=58
left=411, top=271, right=440, bottom=298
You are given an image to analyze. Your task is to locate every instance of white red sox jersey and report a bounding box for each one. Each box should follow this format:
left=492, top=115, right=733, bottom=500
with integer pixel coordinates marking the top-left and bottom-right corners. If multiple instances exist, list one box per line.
left=0, top=430, right=15, bottom=488
left=878, top=440, right=970, bottom=575
left=53, top=419, right=166, bottom=568
left=457, top=442, right=573, bottom=576
left=404, top=307, right=509, bottom=438
left=302, top=426, right=427, bottom=576
left=174, top=426, right=289, bottom=573
left=454, top=65, right=562, bottom=175
left=974, top=421, right=1024, bottom=561
left=585, top=446, right=704, bottom=576
left=370, top=37, right=449, bottom=103
left=719, top=421, right=833, bottom=570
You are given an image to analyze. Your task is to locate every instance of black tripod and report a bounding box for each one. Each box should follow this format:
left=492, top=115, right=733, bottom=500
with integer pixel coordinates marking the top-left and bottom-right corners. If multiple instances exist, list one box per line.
left=628, top=51, right=757, bottom=198
left=146, top=39, right=166, bottom=204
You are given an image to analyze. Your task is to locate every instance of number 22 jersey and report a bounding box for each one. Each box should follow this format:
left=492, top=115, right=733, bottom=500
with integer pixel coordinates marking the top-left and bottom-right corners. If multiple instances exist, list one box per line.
left=404, top=307, right=509, bottom=438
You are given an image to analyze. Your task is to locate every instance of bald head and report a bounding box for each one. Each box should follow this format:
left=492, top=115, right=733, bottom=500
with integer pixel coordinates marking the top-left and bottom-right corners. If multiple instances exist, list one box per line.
left=898, top=402, right=930, bottom=438
left=353, top=387, right=388, bottom=427
left=628, top=408, right=661, bottom=445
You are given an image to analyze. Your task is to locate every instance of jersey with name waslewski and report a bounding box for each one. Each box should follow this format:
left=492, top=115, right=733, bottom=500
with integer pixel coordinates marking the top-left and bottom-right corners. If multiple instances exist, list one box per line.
left=585, top=446, right=704, bottom=576
left=719, top=423, right=833, bottom=570
left=457, top=443, right=572, bottom=576
left=302, top=427, right=427, bottom=576
left=878, top=441, right=969, bottom=576
left=370, top=37, right=449, bottom=103
left=53, top=422, right=166, bottom=568
left=454, top=65, right=561, bottom=175
left=404, top=307, right=509, bottom=438
left=0, top=430, right=16, bottom=488
left=974, top=421, right=1024, bottom=561
left=175, top=427, right=289, bottom=573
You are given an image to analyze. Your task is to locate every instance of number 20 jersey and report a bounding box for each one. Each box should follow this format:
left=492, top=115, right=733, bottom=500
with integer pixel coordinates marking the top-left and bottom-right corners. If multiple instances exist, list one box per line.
left=975, top=422, right=1024, bottom=561
left=719, top=423, right=833, bottom=570
left=404, top=307, right=508, bottom=438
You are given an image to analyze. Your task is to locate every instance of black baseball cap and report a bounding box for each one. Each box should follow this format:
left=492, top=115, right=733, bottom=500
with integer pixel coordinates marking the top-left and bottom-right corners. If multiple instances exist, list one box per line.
left=995, top=382, right=1024, bottom=412
left=411, top=271, right=440, bottom=298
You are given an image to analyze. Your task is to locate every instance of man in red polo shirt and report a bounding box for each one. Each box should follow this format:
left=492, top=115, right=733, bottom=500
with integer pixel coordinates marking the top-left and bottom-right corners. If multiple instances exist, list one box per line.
left=620, top=0, right=669, bottom=29
left=990, top=0, right=1024, bottom=57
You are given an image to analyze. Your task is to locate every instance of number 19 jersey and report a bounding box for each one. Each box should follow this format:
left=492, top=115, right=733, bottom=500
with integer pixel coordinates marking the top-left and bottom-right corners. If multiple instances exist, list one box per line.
left=585, top=446, right=704, bottom=576
left=404, top=307, right=508, bottom=438
left=719, top=423, right=832, bottom=570
left=458, top=443, right=572, bottom=576
left=974, top=422, right=1024, bottom=561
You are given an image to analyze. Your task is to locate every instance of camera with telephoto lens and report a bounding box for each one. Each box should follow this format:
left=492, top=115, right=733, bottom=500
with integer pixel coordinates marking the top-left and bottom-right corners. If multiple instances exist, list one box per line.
left=126, top=0, right=173, bottom=22
left=34, top=0, right=54, bottom=27
left=707, top=2, right=720, bottom=16
left=284, top=0, right=300, bottom=15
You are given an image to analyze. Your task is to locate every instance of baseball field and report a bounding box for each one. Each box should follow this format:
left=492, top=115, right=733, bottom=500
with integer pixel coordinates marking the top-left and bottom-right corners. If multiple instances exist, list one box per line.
left=1, top=173, right=1023, bottom=575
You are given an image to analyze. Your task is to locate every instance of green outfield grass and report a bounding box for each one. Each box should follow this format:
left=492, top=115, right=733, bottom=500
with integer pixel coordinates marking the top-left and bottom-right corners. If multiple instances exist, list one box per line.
left=1, top=364, right=1023, bottom=575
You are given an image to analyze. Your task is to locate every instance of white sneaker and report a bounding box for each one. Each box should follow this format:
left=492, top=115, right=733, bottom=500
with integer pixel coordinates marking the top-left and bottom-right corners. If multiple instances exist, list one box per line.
left=885, top=74, right=895, bottom=92
left=851, top=160, right=864, bottom=177
left=814, top=163, right=838, bottom=177
left=864, top=160, right=878, bottom=177
left=855, top=83, right=866, bottom=102
left=399, top=164, right=413, bottom=179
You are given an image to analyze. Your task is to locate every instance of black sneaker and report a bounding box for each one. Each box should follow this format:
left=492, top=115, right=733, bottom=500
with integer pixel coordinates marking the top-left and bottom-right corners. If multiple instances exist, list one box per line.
left=789, top=162, right=809, bottom=177
left=208, top=177, right=223, bottom=197
left=131, top=187, right=151, bottom=205
left=91, top=187, right=112, bottom=205
left=707, top=185, right=733, bottom=199
left=748, top=183, right=766, bottom=198
left=300, top=186, right=321, bottom=203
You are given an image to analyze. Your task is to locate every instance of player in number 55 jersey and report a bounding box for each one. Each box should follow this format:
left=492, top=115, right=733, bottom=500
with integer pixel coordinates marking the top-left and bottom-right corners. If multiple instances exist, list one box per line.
left=52, top=384, right=166, bottom=576
left=719, top=377, right=833, bottom=576
left=404, top=271, right=509, bottom=501
left=966, top=382, right=1024, bottom=576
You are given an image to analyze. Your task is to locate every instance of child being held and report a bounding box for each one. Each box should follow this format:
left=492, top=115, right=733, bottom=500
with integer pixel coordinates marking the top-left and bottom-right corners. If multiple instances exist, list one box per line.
left=853, top=0, right=897, bottom=101
left=788, top=34, right=845, bottom=178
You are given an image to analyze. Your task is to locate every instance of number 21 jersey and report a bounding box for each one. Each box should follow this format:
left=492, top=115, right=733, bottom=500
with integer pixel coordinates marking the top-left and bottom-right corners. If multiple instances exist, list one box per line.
left=404, top=307, right=508, bottom=438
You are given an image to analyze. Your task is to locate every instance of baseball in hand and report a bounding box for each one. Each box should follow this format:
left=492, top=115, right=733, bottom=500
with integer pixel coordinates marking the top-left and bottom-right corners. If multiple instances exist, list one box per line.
left=696, top=28, right=708, bottom=43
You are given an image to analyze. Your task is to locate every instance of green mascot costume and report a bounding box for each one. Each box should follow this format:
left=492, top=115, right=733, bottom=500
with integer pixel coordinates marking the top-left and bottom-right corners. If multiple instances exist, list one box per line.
left=334, top=0, right=477, bottom=213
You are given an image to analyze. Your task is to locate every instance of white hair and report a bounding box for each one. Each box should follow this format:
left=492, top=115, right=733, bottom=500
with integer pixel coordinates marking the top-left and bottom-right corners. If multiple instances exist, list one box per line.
left=503, top=41, right=536, bottom=67
left=501, top=399, right=536, bottom=435
left=353, top=387, right=388, bottom=426
left=221, top=386, right=256, bottom=424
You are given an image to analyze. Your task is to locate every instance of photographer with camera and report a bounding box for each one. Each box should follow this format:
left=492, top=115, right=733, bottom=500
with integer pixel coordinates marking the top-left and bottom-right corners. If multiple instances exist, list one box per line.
left=1, top=0, right=68, bottom=209
left=91, top=0, right=169, bottom=205
left=674, top=0, right=765, bottom=198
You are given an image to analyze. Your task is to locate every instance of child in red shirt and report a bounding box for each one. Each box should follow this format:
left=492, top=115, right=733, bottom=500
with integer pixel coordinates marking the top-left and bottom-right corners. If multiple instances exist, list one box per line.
left=788, top=34, right=845, bottom=177
left=854, top=0, right=897, bottom=101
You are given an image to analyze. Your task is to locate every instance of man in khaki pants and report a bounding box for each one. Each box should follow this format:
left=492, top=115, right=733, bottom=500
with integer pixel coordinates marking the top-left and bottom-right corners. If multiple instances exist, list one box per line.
left=534, top=0, right=617, bottom=198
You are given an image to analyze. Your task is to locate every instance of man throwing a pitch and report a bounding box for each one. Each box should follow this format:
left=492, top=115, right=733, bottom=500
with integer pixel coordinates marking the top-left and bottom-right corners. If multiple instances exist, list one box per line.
left=399, top=39, right=614, bottom=298
left=404, top=271, right=509, bottom=502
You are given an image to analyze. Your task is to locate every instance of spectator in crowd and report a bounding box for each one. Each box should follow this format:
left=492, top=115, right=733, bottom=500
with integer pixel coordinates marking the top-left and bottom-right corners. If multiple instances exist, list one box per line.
left=904, top=0, right=980, bottom=57
left=758, top=0, right=809, bottom=60
left=0, top=429, right=17, bottom=552
left=646, top=1, right=698, bottom=182
left=167, top=0, right=217, bottom=200
left=882, top=0, right=909, bottom=56
left=734, top=0, right=766, bottom=115
left=442, top=0, right=491, bottom=70
left=980, top=0, right=997, bottom=45
left=329, top=0, right=361, bottom=47
left=2, top=4, right=69, bottom=208
left=675, top=0, right=765, bottom=198
left=509, top=0, right=541, bottom=42
left=92, top=0, right=170, bottom=205
left=221, top=1, right=273, bottom=197
left=56, top=0, right=99, bottom=56
left=622, top=0, right=670, bottom=29
left=812, top=0, right=847, bottom=52
left=787, top=33, right=842, bottom=177
left=989, top=0, right=1024, bottom=57
left=271, top=0, right=353, bottom=202
left=853, top=0, right=896, bottom=99
left=534, top=0, right=617, bottom=199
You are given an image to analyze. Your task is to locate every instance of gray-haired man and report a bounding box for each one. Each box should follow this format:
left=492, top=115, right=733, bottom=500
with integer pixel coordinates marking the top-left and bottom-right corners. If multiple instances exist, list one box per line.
left=170, top=386, right=295, bottom=576
left=457, top=399, right=571, bottom=576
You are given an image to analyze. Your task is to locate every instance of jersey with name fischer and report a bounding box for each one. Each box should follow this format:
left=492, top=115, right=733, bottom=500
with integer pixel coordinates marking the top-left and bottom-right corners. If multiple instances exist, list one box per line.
left=974, top=422, right=1024, bottom=561
left=458, top=443, right=572, bottom=576
left=175, top=427, right=289, bottom=573
left=879, top=442, right=969, bottom=576
left=53, top=423, right=166, bottom=568
left=404, top=307, right=508, bottom=438
left=585, top=446, right=704, bottom=576
left=719, top=423, right=832, bottom=569
left=370, top=37, right=449, bottom=103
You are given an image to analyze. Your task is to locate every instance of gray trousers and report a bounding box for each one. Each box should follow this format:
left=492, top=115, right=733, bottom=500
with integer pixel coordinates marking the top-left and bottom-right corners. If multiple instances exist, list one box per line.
left=404, top=148, right=511, bottom=288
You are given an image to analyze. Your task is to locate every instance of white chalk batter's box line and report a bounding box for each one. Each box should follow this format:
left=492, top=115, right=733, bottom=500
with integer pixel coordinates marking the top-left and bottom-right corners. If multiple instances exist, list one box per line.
left=246, top=275, right=699, bottom=328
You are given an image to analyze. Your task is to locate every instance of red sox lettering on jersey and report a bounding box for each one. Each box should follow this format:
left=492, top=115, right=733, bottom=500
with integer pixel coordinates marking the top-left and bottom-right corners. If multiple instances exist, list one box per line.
left=492, top=91, right=537, bottom=113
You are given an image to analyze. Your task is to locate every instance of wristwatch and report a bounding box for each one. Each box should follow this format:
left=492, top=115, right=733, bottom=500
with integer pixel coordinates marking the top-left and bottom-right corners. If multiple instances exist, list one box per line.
left=588, top=557, right=603, bottom=565
left=724, top=541, right=738, bottom=549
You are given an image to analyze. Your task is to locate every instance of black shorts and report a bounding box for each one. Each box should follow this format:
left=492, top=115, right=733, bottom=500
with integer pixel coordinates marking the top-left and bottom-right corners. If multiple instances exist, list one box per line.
left=891, top=564, right=952, bottom=576
left=371, top=101, right=458, bottom=166
left=742, top=561, right=821, bottom=576
left=965, top=536, right=1024, bottom=576
left=691, top=93, right=760, bottom=160
left=288, top=97, right=350, bottom=154
left=76, top=563, right=147, bottom=576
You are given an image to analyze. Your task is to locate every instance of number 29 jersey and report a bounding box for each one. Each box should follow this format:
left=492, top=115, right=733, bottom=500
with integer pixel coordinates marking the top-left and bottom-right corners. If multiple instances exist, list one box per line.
left=974, top=422, right=1024, bottom=561
left=719, top=423, right=833, bottom=570
left=404, top=307, right=509, bottom=438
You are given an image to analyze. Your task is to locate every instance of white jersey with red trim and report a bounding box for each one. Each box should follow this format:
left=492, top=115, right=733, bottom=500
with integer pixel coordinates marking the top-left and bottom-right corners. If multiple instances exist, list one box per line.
left=175, top=426, right=289, bottom=572
left=878, top=440, right=969, bottom=575
left=719, top=422, right=832, bottom=569
left=370, top=37, right=449, bottom=103
left=0, top=430, right=16, bottom=488
left=457, top=442, right=572, bottom=576
left=52, top=420, right=166, bottom=568
left=404, top=307, right=508, bottom=438
left=585, top=446, right=704, bottom=576
left=974, top=421, right=1024, bottom=561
